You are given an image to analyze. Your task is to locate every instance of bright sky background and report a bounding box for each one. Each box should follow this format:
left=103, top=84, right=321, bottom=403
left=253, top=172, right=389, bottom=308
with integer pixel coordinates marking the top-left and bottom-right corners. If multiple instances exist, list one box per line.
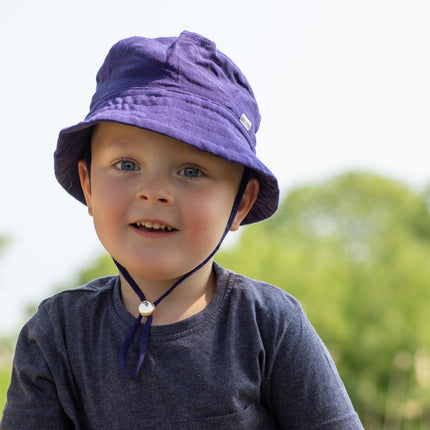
left=1, top=0, right=430, bottom=334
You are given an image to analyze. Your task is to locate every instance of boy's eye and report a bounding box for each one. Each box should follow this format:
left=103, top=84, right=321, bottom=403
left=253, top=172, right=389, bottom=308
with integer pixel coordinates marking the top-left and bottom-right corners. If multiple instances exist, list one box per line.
left=179, top=167, right=202, bottom=178
left=115, top=160, right=139, bottom=171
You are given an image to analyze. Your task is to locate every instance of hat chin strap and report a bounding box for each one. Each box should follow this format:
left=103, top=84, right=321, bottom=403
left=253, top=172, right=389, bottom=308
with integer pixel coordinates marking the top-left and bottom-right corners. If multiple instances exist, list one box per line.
left=113, top=170, right=250, bottom=378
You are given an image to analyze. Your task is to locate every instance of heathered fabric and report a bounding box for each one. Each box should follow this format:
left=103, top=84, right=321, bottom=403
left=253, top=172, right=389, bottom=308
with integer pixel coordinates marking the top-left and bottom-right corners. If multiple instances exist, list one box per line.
left=2, top=264, right=363, bottom=429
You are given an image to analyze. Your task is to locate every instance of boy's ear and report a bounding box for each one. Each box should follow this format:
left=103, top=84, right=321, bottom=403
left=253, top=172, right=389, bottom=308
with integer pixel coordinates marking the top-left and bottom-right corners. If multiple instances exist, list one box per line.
left=78, top=159, right=93, bottom=216
left=230, top=177, right=260, bottom=231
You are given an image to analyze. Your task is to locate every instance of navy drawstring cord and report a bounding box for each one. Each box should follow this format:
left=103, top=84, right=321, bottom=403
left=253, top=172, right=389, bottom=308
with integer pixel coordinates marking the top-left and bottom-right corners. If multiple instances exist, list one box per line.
left=114, top=170, right=250, bottom=378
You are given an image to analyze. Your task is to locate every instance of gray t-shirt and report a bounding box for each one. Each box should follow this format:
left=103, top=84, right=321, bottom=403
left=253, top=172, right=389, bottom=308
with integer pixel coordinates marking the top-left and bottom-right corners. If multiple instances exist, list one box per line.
left=2, top=263, right=363, bottom=429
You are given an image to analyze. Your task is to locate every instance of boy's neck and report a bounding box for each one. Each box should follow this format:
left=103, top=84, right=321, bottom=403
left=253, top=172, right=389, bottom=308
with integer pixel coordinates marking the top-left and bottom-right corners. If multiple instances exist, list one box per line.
left=119, top=261, right=216, bottom=326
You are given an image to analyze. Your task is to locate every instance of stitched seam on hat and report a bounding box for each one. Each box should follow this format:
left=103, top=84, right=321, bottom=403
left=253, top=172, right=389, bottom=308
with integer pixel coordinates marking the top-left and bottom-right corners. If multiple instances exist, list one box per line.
left=96, top=96, right=255, bottom=153
left=99, top=99, right=230, bottom=135
left=97, top=90, right=240, bottom=127
left=95, top=86, right=241, bottom=121
left=93, top=87, right=256, bottom=150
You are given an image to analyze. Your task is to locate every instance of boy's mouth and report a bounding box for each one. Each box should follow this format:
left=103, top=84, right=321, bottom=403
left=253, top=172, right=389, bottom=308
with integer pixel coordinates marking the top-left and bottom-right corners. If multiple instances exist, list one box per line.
left=132, top=221, right=175, bottom=232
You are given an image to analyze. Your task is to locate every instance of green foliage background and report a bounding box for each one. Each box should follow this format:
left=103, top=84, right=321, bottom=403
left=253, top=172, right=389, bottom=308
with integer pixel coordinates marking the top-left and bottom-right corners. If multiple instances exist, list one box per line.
left=2, top=172, right=430, bottom=429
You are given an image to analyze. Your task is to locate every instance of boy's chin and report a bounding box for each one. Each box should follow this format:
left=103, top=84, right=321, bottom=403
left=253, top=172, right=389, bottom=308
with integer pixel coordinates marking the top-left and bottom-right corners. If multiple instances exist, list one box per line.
left=118, top=259, right=214, bottom=285
left=119, top=264, right=191, bottom=284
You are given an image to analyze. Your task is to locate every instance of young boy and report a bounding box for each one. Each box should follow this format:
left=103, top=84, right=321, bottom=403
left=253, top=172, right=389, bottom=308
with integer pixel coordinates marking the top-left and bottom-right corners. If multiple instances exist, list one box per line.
left=2, top=31, right=363, bottom=429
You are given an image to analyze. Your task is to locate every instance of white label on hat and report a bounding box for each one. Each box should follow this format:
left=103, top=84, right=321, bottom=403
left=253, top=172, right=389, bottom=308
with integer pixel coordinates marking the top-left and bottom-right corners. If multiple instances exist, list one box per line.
left=240, top=113, right=252, bottom=131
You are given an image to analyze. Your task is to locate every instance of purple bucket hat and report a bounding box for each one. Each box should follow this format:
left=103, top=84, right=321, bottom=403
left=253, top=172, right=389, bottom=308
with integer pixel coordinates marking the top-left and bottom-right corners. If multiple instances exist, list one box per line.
left=54, top=30, right=279, bottom=224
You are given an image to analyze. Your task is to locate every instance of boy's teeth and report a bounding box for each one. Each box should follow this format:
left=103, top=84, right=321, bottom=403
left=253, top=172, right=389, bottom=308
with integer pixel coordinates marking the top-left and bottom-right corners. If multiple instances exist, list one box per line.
left=135, top=221, right=172, bottom=231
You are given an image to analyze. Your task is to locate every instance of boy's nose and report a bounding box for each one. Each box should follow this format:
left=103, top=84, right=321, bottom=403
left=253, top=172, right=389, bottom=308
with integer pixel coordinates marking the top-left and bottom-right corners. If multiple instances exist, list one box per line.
left=135, top=175, right=174, bottom=204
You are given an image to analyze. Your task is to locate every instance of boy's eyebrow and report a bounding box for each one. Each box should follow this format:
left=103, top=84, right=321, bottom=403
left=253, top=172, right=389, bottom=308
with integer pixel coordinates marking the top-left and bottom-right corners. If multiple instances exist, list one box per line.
left=96, top=132, right=196, bottom=155
left=93, top=136, right=138, bottom=152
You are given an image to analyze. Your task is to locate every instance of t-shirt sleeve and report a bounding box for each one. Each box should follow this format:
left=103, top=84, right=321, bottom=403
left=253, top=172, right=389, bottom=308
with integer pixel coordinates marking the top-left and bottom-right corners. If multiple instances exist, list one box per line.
left=261, top=300, right=364, bottom=429
left=1, top=308, right=74, bottom=429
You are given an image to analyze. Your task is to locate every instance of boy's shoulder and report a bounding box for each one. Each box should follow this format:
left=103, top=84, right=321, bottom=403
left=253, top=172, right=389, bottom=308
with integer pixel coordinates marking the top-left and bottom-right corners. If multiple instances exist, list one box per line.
left=33, top=275, right=119, bottom=327
left=216, top=263, right=303, bottom=321
left=219, top=263, right=298, bottom=301
left=216, top=263, right=320, bottom=365
left=41, top=275, right=118, bottom=305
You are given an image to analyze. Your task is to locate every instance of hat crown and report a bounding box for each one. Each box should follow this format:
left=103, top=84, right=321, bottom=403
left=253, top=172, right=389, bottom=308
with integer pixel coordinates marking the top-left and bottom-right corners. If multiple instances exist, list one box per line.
left=90, top=31, right=260, bottom=151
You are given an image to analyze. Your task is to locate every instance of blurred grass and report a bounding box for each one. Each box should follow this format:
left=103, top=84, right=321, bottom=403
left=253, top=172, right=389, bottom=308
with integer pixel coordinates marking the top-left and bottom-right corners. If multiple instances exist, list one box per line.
left=0, top=366, right=11, bottom=419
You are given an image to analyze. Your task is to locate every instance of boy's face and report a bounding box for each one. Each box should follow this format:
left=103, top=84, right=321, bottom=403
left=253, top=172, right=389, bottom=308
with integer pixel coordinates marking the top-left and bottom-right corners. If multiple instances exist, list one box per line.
left=78, top=122, right=258, bottom=283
